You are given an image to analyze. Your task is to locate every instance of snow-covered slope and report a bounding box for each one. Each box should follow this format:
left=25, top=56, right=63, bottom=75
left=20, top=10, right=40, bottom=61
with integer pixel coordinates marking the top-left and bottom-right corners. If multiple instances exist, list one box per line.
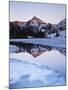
left=57, top=18, right=66, bottom=30
left=47, top=31, right=66, bottom=38
left=9, top=58, right=65, bottom=88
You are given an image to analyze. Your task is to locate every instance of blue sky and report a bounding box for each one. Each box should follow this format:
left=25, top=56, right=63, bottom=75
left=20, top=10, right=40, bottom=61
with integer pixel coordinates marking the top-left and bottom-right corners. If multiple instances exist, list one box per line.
left=10, top=1, right=66, bottom=24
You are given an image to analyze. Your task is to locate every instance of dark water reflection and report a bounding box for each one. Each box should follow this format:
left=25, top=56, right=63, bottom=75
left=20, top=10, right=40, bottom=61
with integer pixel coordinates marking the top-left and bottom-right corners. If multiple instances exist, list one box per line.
left=10, top=41, right=66, bottom=57
left=10, top=42, right=52, bottom=57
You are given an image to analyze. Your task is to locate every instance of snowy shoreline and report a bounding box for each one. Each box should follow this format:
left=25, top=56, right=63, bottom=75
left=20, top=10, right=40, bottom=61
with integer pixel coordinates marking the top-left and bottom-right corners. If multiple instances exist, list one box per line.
left=10, top=37, right=65, bottom=48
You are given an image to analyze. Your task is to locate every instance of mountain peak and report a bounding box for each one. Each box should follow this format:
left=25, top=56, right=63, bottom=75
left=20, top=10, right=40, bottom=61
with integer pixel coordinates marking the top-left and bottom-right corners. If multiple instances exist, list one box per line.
left=30, top=16, right=46, bottom=24
left=32, top=16, right=39, bottom=20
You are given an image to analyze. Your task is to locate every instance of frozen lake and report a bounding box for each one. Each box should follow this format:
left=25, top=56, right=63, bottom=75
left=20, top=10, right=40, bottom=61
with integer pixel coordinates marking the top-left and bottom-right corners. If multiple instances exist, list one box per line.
left=9, top=37, right=66, bottom=88
left=10, top=37, right=65, bottom=48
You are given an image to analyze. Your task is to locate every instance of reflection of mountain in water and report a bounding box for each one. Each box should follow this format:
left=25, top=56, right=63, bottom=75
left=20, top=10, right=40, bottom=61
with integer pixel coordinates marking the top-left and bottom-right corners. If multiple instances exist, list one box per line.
left=10, top=41, right=66, bottom=57
left=10, top=42, right=52, bottom=57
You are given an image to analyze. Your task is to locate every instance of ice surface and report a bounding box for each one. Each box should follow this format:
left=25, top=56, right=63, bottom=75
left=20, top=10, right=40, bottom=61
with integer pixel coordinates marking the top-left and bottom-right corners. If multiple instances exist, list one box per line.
left=10, top=50, right=65, bottom=75
left=36, top=50, right=65, bottom=75
left=9, top=58, right=65, bottom=89
left=10, top=37, right=65, bottom=48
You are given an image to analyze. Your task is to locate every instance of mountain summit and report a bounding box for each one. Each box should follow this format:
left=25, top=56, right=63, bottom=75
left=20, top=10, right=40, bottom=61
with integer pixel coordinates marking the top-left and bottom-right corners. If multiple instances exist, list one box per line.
left=28, top=16, right=46, bottom=24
